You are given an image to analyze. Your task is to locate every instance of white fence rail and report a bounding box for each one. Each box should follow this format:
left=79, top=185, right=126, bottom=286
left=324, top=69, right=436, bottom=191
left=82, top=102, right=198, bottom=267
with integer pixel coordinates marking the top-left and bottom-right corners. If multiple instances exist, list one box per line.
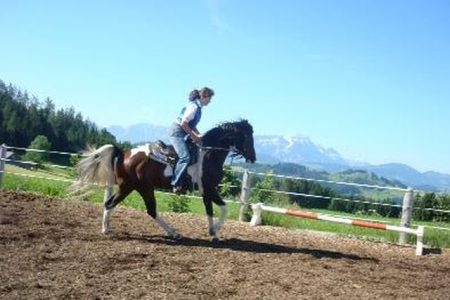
left=250, top=202, right=425, bottom=255
left=237, top=169, right=417, bottom=245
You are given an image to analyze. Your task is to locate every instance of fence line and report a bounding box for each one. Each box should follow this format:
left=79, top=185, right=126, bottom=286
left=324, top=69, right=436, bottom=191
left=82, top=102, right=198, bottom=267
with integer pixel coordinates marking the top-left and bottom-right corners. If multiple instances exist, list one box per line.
left=2, top=155, right=449, bottom=215
left=3, top=164, right=450, bottom=232
left=4, top=158, right=73, bottom=169
left=238, top=168, right=450, bottom=245
left=248, top=171, right=409, bottom=192
left=5, top=145, right=80, bottom=156
left=5, top=170, right=240, bottom=203
left=2, top=144, right=432, bottom=193
left=0, top=144, right=442, bottom=194
left=252, top=187, right=404, bottom=208
left=251, top=186, right=450, bottom=214
left=2, top=144, right=450, bottom=236
left=7, top=171, right=76, bottom=183
left=234, top=169, right=450, bottom=217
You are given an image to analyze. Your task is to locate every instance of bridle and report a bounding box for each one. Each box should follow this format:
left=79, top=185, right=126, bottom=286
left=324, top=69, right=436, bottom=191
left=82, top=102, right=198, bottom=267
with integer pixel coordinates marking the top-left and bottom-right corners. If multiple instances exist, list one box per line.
left=200, top=145, right=246, bottom=160
left=198, top=125, right=252, bottom=161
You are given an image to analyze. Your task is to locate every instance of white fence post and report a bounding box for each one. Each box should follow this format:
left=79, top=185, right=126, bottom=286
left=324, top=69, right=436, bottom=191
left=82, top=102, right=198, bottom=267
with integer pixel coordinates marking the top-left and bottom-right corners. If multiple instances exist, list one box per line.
left=250, top=203, right=263, bottom=226
left=0, top=144, right=6, bottom=189
left=399, top=187, right=414, bottom=244
left=239, top=169, right=251, bottom=222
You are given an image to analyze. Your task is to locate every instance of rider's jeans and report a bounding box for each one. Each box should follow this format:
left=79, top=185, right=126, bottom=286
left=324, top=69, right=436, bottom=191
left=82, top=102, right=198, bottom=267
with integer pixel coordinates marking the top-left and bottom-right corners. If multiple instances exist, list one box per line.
left=168, top=123, right=190, bottom=187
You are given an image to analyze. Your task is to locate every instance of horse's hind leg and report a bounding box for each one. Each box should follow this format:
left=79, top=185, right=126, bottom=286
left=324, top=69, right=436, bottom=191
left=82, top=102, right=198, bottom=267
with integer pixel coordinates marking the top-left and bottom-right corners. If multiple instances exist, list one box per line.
left=138, top=188, right=181, bottom=239
left=102, top=186, right=114, bottom=234
left=102, top=184, right=133, bottom=234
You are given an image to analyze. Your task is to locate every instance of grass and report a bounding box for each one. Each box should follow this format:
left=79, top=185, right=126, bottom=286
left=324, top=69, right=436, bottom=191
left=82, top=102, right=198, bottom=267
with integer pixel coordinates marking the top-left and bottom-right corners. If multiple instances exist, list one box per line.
left=3, top=165, right=242, bottom=218
left=2, top=164, right=449, bottom=249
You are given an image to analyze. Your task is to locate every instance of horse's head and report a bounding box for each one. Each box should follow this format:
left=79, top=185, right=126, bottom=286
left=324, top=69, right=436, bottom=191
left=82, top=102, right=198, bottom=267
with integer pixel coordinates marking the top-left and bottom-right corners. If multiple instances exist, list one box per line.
left=217, top=119, right=256, bottom=163
left=234, top=119, right=256, bottom=163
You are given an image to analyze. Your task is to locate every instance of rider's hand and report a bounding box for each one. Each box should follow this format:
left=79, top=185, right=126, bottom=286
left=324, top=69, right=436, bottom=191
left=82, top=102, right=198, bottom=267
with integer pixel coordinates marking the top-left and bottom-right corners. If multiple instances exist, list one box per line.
left=191, top=134, right=202, bottom=144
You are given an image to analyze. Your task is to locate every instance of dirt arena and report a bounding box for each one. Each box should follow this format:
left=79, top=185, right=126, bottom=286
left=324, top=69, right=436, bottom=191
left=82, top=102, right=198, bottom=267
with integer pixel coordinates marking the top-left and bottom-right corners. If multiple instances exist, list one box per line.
left=1, top=190, right=449, bottom=299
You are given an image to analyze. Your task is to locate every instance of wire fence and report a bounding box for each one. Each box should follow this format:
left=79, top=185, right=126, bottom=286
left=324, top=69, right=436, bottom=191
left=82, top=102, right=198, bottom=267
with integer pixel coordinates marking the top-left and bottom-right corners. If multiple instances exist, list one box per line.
left=248, top=170, right=409, bottom=192
left=246, top=171, right=450, bottom=214
left=1, top=144, right=450, bottom=232
left=2, top=146, right=449, bottom=214
left=5, top=170, right=241, bottom=205
left=5, top=145, right=81, bottom=156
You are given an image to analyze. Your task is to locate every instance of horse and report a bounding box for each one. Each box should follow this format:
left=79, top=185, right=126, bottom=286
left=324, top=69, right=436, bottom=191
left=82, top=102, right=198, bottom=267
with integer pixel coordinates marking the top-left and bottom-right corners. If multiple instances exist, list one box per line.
left=71, top=119, right=256, bottom=241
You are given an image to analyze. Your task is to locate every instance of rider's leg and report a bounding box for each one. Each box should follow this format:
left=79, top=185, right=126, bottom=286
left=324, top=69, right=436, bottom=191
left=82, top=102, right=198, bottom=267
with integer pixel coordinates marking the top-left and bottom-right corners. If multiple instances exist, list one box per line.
left=169, top=136, right=190, bottom=191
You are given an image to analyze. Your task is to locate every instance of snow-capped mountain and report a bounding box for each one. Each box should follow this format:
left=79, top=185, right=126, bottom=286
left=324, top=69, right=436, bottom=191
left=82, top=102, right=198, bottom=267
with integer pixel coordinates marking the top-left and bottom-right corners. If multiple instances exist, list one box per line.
left=254, top=135, right=349, bottom=172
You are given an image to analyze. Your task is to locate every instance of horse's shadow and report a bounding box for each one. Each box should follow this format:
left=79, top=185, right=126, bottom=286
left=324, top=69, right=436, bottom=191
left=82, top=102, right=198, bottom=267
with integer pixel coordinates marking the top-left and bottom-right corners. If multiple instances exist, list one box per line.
left=110, top=233, right=378, bottom=262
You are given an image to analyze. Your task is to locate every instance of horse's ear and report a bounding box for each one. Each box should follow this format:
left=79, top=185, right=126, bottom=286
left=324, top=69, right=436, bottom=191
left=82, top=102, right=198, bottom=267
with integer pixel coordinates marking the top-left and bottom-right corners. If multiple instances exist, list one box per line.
left=239, top=119, right=252, bottom=133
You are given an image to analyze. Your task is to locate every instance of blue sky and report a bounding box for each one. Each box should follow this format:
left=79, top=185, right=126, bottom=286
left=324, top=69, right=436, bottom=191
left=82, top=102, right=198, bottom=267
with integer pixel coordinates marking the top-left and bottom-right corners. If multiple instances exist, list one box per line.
left=1, top=0, right=449, bottom=174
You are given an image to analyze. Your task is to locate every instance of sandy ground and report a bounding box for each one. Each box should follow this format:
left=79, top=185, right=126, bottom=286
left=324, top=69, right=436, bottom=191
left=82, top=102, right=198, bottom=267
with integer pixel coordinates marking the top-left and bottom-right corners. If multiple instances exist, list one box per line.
left=1, top=189, right=449, bottom=299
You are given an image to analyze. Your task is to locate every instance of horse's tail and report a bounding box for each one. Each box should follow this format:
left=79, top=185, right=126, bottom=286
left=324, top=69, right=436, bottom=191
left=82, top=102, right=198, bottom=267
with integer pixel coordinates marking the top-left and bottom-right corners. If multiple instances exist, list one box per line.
left=70, top=144, right=123, bottom=193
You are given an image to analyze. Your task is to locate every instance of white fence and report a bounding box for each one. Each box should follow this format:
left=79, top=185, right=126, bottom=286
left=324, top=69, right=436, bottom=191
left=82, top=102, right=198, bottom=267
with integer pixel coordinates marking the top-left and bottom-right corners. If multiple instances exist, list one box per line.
left=237, top=169, right=417, bottom=244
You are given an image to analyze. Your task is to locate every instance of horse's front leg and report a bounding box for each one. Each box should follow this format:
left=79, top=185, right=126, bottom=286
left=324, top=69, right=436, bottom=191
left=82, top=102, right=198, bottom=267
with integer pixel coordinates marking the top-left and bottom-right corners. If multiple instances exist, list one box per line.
left=203, top=188, right=227, bottom=241
left=154, top=214, right=182, bottom=240
left=208, top=205, right=227, bottom=241
left=140, top=189, right=181, bottom=239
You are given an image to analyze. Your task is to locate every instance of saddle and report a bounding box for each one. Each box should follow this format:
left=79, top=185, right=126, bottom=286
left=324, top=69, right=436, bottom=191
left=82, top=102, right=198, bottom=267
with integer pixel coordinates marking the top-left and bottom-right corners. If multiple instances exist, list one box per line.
left=148, top=140, right=198, bottom=167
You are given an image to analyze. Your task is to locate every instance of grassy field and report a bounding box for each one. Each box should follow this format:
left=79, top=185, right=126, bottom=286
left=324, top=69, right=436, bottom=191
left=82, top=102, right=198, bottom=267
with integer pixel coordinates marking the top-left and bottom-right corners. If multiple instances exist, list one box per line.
left=3, top=164, right=449, bottom=249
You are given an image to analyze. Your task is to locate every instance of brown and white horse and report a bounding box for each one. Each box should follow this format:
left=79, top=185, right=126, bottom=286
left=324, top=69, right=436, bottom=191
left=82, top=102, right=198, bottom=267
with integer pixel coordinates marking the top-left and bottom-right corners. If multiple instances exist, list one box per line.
left=71, top=120, right=256, bottom=240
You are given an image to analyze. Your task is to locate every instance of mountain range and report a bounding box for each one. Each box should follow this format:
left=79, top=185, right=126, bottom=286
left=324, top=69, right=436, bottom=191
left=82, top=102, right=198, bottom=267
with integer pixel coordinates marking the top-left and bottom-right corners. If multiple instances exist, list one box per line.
left=107, top=123, right=450, bottom=192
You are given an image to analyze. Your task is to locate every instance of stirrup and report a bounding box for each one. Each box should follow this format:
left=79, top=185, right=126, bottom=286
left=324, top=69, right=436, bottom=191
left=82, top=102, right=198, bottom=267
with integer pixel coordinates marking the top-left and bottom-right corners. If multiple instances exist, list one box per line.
left=172, top=186, right=183, bottom=195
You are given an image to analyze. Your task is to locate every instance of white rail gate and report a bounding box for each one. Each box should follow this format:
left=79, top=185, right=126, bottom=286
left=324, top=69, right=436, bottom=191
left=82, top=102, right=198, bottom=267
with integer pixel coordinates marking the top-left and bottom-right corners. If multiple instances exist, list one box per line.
left=250, top=202, right=424, bottom=255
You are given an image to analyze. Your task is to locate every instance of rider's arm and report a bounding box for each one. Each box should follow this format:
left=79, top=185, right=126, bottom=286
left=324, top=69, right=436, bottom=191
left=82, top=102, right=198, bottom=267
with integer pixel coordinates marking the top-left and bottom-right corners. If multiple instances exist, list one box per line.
left=180, top=102, right=202, bottom=143
left=180, top=121, right=201, bottom=143
left=192, top=128, right=200, bottom=135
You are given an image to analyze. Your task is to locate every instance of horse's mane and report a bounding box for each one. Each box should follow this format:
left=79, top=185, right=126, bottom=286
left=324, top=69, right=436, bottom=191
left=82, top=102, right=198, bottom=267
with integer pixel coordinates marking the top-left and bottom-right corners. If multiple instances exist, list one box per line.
left=202, top=119, right=253, bottom=146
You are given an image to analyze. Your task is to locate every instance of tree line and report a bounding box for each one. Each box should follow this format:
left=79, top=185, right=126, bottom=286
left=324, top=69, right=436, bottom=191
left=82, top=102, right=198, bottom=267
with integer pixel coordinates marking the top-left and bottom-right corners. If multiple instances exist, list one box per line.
left=0, top=79, right=117, bottom=152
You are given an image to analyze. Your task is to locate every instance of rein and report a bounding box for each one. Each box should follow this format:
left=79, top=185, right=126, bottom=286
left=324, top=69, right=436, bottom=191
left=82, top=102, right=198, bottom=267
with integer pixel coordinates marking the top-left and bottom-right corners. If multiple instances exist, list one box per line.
left=200, top=145, right=245, bottom=161
left=200, top=146, right=230, bottom=152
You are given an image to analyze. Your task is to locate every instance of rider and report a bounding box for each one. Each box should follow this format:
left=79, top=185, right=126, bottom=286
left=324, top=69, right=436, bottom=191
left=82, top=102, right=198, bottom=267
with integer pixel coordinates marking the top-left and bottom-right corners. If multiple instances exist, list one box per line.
left=168, top=87, right=215, bottom=193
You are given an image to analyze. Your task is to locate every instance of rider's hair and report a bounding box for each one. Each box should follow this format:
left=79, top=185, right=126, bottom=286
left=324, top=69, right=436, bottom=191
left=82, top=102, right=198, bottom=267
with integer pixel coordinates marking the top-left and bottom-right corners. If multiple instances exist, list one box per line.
left=189, top=89, right=200, bottom=101
left=199, top=87, right=215, bottom=98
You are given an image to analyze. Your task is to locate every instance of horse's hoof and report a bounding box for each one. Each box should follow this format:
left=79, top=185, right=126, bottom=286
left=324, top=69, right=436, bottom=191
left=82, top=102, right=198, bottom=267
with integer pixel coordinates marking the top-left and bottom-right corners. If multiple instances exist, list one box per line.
left=171, top=233, right=183, bottom=240
left=210, top=236, right=219, bottom=243
left=102, top=229, right=113, bottom=235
